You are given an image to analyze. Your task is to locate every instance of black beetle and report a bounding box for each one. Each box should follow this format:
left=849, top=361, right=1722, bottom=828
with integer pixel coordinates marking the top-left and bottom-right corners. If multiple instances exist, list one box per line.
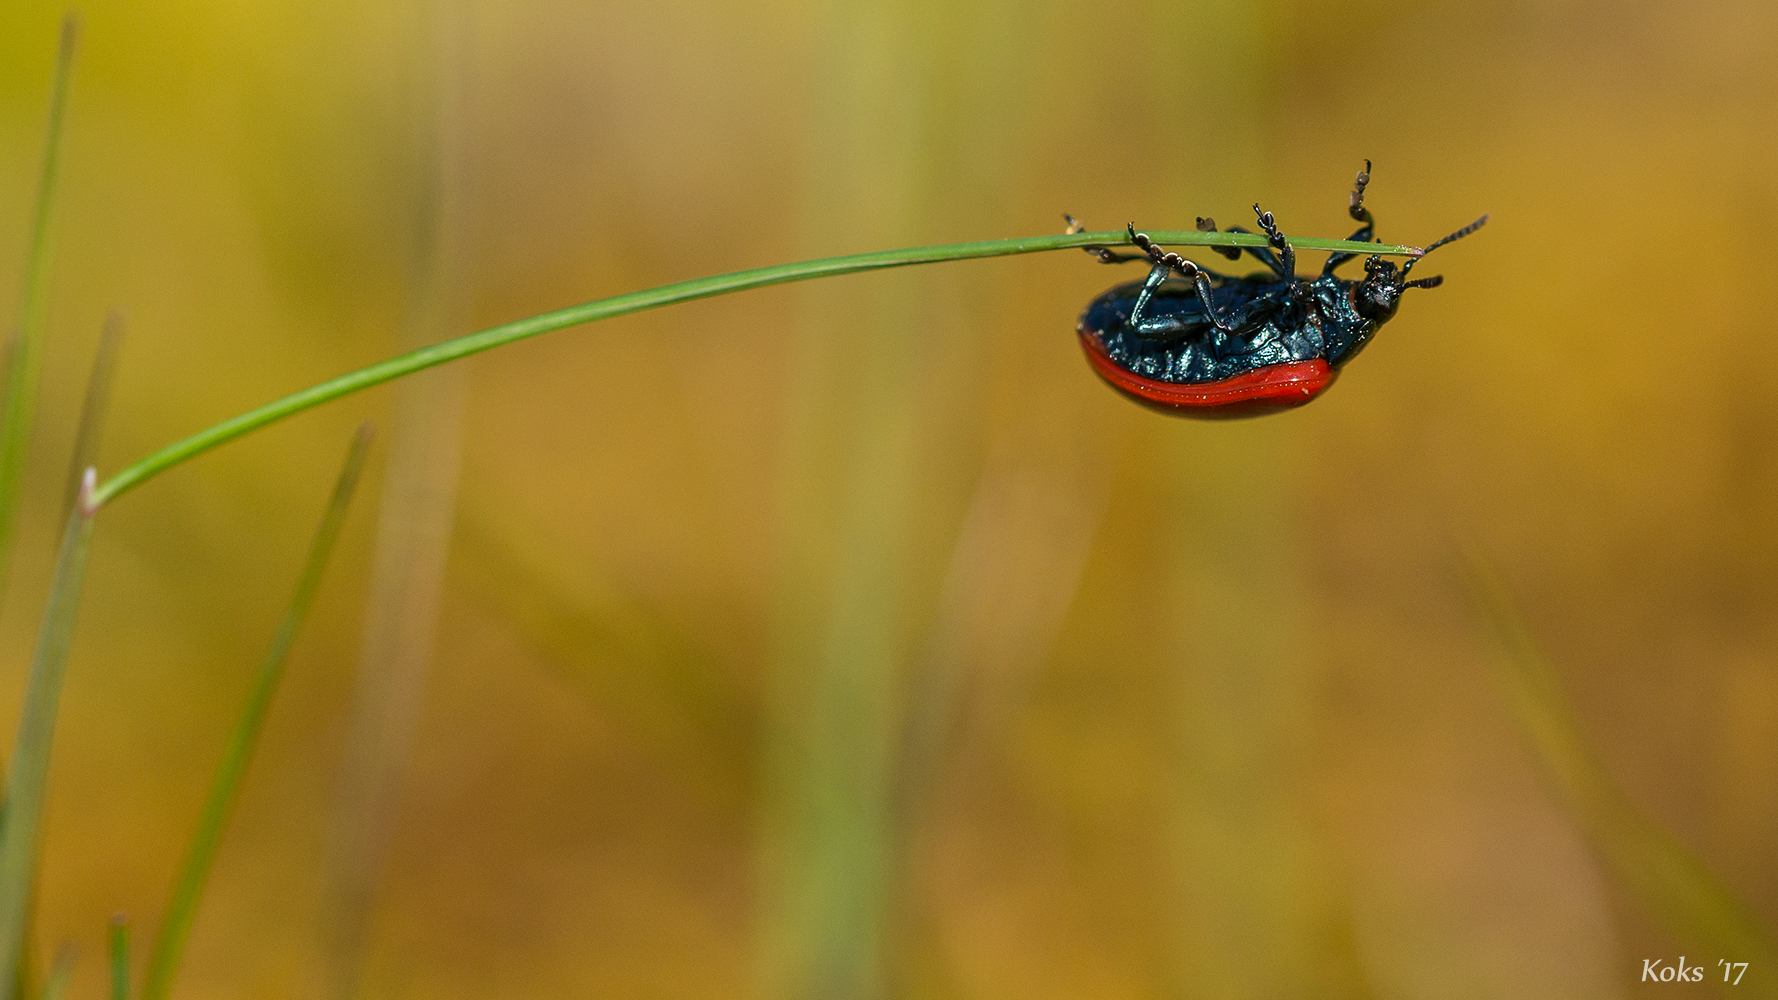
left=1073, top=162, right=1487, bottom=417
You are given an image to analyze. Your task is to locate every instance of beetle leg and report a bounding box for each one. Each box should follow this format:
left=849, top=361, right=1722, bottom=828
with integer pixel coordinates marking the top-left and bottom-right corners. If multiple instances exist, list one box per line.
left=1126, top=262, right=1180, bottom=336
left=1124, top=243, right=1239, bottom=338
left=1251, top=204, right=1297, bottom=285
left=1127, top=263, right=1222, bottom=337
left=1084, top=247, right=1149, bottom=264
left=1064, top=213, right=1148, bottom=264
left=1126, top=226, right=1243, bottom=330
left=1127, top=275, right=1247, bottom=339
left=1119, top=225, right=1258, bottom=336
left=1124, top=224, right=1236, bottom=280
left=1124, top=224, right=1220, bottom=277
left=1194, top=217, right=1245, bottom=261
left=1347, top=159, right=1374, bottom=225
left=1082, top=246, right=1150, bottom=264
left=1324, top=160, right=1378, bottom=275
left=1321, top=221, right=1375, bottom=275
left=1217, top=225, right=1287, bottom=277
left=1194, top=293, right=1280, bottom=336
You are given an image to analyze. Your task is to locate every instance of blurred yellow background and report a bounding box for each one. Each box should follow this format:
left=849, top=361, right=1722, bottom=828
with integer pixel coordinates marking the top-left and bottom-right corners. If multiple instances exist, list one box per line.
left=0, top=0, right=1774, bottom=997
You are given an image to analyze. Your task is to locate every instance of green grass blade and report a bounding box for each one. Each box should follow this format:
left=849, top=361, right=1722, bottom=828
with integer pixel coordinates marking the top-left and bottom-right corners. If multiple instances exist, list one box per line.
left=90, top=227, right=1420, bottom=509
left=32, top=947, right=72, bottom=1000
left=312, top=16, right=471, bottom=984
left=0, top=14, right=80, bottom=589
left=138, top=426, right=373, bottom=1000
left=1462, top=548, right=1778, bottom=994
left=62, top=310, right=123, bottom=518
left=0, top=471, right=97, bottom=1000
left=0, top=304, right=117, bottom=1000
left=107, top=916, right=126, bottom=1000
left=9, top=898, right=36, bottom=1000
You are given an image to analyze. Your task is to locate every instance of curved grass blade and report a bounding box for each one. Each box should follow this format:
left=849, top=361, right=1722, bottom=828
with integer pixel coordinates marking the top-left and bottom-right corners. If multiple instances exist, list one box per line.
left=1461, top=547, right=1778, bottom=995
left=0, top=471, right=97, bottom=1000
left=0, top=14, right=80, bottom=595
left=138, top=425, right=374, bottom=1000
left=91, top=227, right=1421, bottom=509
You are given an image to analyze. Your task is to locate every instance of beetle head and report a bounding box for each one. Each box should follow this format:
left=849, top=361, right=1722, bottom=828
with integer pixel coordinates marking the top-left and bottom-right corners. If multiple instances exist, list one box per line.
left=1354, top=256, right=1410, bottom=322
left=1354, top=213, right=1489, bottom=324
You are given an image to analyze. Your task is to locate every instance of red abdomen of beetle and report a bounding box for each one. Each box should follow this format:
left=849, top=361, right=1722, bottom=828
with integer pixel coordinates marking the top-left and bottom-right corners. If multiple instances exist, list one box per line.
left=1077, top=331, right=1336, bottom=419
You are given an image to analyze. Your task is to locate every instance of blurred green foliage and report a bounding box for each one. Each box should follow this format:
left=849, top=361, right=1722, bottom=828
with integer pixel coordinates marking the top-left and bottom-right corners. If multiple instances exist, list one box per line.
left=1468, top=547, right=1776, bottom=997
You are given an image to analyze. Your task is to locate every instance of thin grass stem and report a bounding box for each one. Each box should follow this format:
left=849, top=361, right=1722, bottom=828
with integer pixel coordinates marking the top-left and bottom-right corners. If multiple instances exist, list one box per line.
left=91, top=228, right=1418, bottom=508
left=0, top=471, right=97, bottom=1000
left=107, top=916, right=126, bottom=1000
left=138, top=426, right=374, bottom=1000
left=62, top=310, right=124, bottom=517
left=0, top=14, right=80, bottom=589
left=31, top=948, right=71, bottom=1000
left=1462, top=546, right=1778, bottom=991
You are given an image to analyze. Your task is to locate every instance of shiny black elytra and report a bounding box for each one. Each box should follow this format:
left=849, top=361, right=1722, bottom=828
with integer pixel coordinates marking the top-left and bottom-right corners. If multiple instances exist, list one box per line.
left=1073, top=162, right=1487, bottom=417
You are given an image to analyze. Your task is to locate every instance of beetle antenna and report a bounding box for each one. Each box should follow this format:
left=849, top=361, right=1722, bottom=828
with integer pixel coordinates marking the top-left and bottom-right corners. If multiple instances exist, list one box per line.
left=1401, top=213, right=1488, bottom=279
left=1423, top=214, right=1489, bottom=255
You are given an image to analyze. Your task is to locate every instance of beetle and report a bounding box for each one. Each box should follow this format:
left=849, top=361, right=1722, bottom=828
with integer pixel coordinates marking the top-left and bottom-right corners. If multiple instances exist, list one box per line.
left=1072, top=162, right=1486, bottom=417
